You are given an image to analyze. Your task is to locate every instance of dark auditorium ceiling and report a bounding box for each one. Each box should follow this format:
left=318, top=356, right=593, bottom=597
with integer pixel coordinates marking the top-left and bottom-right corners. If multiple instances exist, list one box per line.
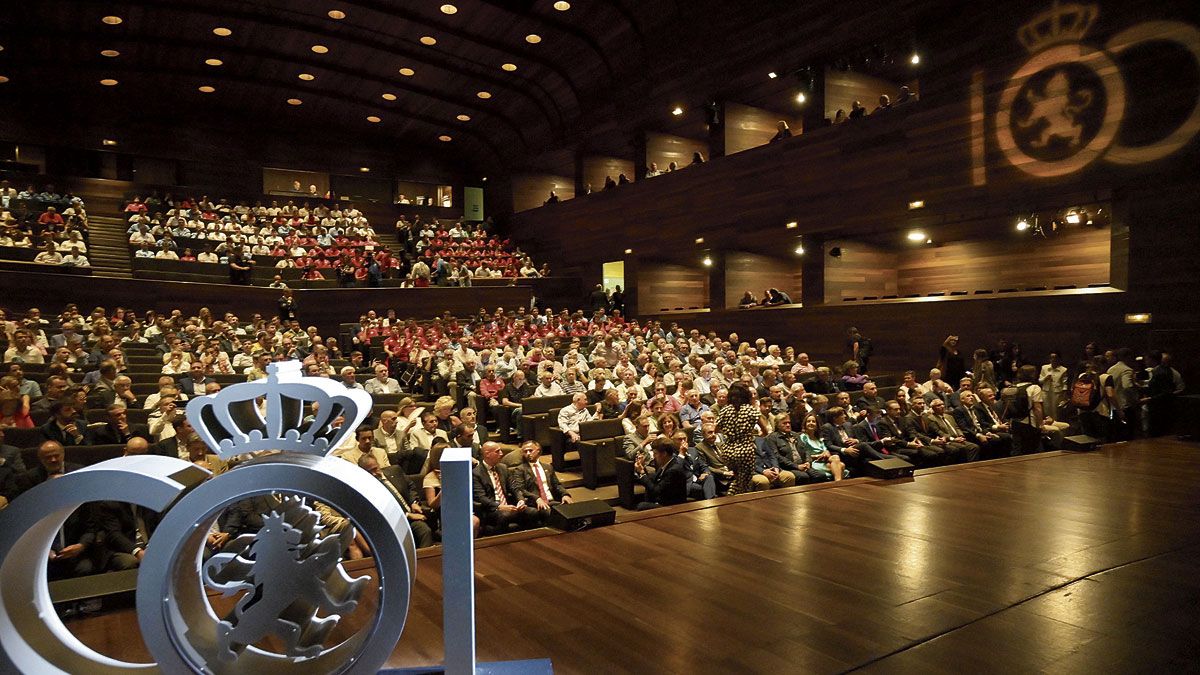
left=0, top=0, right=930, bottom=173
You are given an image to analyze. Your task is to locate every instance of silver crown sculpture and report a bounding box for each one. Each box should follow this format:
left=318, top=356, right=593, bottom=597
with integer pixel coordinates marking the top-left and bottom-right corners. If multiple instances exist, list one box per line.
left=0, top=359, right=547, bottom=673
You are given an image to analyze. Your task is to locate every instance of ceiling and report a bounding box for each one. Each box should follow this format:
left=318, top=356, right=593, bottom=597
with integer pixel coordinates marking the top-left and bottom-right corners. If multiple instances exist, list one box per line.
left=0, top=0, right=930, bottom=173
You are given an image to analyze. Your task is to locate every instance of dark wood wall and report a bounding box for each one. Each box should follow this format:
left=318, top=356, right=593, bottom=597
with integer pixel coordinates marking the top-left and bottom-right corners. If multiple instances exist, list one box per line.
left=511, top=174, right=574, bottom=213
left=637, top=263, right=708, bottom=314
left=645, top=133, right=709, bottom=171
left=724, top=253, right=802, bottom=308
left=724, top=103, right=802, bottom=156
left=583, top=156, right=635, bottom=192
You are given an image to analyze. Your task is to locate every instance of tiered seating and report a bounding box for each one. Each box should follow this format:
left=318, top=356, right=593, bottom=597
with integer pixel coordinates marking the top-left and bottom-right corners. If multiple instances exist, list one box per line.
left=0, top=184, right=91, bottom=271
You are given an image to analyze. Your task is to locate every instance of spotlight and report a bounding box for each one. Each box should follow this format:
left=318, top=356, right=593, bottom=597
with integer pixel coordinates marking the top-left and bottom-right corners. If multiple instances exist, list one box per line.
left=695, top=237, right=704, bottom=244
left=102, top=139, right=118, bottom=146
left=795, top=92, right=807, bottom=104
left=768, top=71, right=778, bottom=79
left=794, top=245, right=805, bottom=255
left=785, top=221, right=797, bottom=229
left=1065, top=209, right=1082, bottom=224
left=906, top=230, right=926, bottom=242
left=671, top=106, right=683, bottom=116
left=701, top=256, right=713, bottom=267
left=911, top=53, right=921, bottom=65
left=624, top=248, right=633, bottom=254
left=1016, top=218, right=1030, bottom=231
left=907, top=200, right=925, bottom=210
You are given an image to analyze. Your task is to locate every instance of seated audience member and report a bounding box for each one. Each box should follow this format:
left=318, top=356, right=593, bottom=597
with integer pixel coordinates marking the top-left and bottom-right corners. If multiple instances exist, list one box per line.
left=692, top=422, right=734, bottom=493
left=407, top=412, right=449, bottom=456
left=753, top=421, right=798, bottom=491
left=633, top=437, right=689, bottom=510
left=19, top=440, right=81, bottom=494
left=39, top=399, right=91, bottom=446
left=671, top=431, right=717, bottom=500
left=34, top=242, right=63, bottom=265
left=510, top=440, right=573, bottom=523
left=557, top=392, right=597, bottom=445
left=820, top=406, right=874, bottom=472
left=795, top=413, right=847, bottom=481
left=808, top=367, right=840, bottom=395
left=770, top=120, right=793, bottom=142
left=357, top=454, right=434, bottom=548
left=91, top=403, right=150, bottom=446
left=952, top=391, right=1011, bottom=458
left=177, top=361, right=214, bottom=397
left=473, top=441, right=536, bottom=534
left=924, top=398, right=980, bottom=462
left=365, top=364, right=401, bottom=395
left=337, top=427, right=391, bottom=469
left=878, top=399, right=943, bottom=467
left=839, top=361, right=869, bottom=391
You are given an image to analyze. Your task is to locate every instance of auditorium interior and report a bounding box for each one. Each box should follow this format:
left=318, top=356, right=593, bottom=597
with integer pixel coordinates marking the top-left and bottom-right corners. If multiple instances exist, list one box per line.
left=1, top=0, right=1199, bottom=671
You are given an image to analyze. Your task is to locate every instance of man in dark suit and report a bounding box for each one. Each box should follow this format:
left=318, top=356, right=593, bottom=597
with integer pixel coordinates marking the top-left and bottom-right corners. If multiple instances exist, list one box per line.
left=90, top=403, right=151, bottom=446
left=176, top=361, right=215, bottom=398
left=39, top=400, right=91, bottom=447
left=18, top=440, right=82, bottom=494
left=669, top=431, right=716, bottom=500
left=878, top=400, right=943, bottom=467
left=358, top=455, right=435, bottom=548
left=753, top=429, right=798, bottom=490
left=900, top=397, right=949, bottom=465
left=87, top=500, right=150, bottom=572
left=693, top=423, right=734, bottom=494
left=473, top=441, right=535, bottom=535
left=821, top=406, right=869, bottom=471
left=849, top=406, right=893, bottom=461
left=924, top=399, right=980, bottom=463
left=510, top=440, right=574, bottom=525
left=633, top=438, right=689, bottom=510
left=952, top=391, right=1011, bottom=458
left=856, top=381, right=887, bottom=415
left=764, top=415, right=827, bottom=484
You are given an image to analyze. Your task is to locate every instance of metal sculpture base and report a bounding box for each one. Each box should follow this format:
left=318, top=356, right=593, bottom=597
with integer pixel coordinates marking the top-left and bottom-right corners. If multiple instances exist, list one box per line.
left=382, top=659, right=554, bottom=674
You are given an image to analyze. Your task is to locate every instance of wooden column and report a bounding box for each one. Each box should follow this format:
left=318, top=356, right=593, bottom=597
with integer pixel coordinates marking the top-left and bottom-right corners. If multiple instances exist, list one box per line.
left=803, top=66, right=828, bottom=132
left=632, top=131, right=648, bottom=180
left=800, top=235, right=825, bottom=307
left=706, top=101, right=726, bottom=160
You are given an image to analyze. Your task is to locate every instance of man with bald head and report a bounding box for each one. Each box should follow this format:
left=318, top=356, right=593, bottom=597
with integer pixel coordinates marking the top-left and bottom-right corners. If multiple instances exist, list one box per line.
left=358, top=455, right=434, bottom=548
left=472, top=441, right=534, bottom=535
left=19, top=441, right=79, bottom=492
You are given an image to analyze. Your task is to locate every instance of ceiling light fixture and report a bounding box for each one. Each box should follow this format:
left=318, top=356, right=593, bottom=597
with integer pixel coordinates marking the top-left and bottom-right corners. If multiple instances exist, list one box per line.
left=440, top=4, right=458, bottom=14
left=476, top=91, right=492, bottom=99
left=420, top=36, right=437, bottom=46
left=701, top=256, right=713, bottom=267
left=298, top=73, right=315, bottom=81
left=101, top=15, right=123, bottom=25
left=100, top=78, right=119, bottom=86
left=359, top=167, right=370, bottom=172
left=311, top=44, right=329, bottom=54
left=624, top=248, right=633, bottom=254
left=100, top=49, right=120, bottom=57
left=456, top=114, right=471, bottom=121
left=501, top=63, right=518, bottom=72
left=205, top=58, right=223, bottom=66
left=398, top=67, right=415, bottom=76
left=671, top=106, right=683, bottom=116
left=768, top=71, right=778, bottom=79
left=906, top=230, right=926, bottom=242
left=213, top=27, right=232, bottom=36
left=786, top=221, right=798, bottom=229
left=911, top=53, right=921, bottom=65
left=366, top=116, right=381, bottom=123
left=1016, top=218, right=1030, bottom=231
left=554, top=1, right=572, bottom=10
left=102, top=139, right=118, bottom=146
left=525, top=34, right=542, bottom=44
left=907, top=199, right=925, bottom=210
left=0, top=76, right=9, bottom=84
left=381, top=92, right=396, bottom=100
left=794, top=245, right=805, bottom=255
left=287, top=98, right=303, bottom=106
left=438, top=135, right=453, bottom=142
left=796, top=92, right=807, bottom=104
left=198, top=85, right=216, bottom=93
left=328, top=9, right=346, bottom=20
left=695, top=237, right=704, bottom=244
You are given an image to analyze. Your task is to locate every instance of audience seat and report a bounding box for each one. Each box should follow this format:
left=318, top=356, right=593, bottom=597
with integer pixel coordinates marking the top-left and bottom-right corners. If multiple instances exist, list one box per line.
left=613, top=457, right=645, bottom=510
left=3, top=427, right=45, bottom=450
left=519, top=394, right=572, bottom=446
left=576, top=418, right=625, bottom=489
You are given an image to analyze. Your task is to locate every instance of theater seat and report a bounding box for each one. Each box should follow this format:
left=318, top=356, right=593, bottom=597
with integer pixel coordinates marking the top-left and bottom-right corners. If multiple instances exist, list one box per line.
left=3, top=427, right=45, bottom=450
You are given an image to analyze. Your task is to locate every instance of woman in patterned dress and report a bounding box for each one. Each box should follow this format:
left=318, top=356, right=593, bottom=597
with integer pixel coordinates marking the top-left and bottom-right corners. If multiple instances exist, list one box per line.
left=716, top=383, right=761, bottom=495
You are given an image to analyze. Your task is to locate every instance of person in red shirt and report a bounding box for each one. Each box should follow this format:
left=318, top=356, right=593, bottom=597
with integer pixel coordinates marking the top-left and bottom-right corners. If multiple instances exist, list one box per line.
left=475, top=365, right=506, bottom=425
left=301, top=267, right=325, bottom=280
left=37, top=207, right=65, bottom=227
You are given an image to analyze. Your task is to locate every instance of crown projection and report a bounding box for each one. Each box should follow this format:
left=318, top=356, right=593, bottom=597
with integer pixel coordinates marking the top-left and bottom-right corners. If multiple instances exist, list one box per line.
left=1018, top=1, right=1098, bottom=52
left=186, top=361, right=372, bottom=459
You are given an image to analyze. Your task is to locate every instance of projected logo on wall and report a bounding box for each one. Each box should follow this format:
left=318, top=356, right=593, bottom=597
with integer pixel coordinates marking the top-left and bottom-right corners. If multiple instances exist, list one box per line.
left=984, top=2, right=1200, bottom=180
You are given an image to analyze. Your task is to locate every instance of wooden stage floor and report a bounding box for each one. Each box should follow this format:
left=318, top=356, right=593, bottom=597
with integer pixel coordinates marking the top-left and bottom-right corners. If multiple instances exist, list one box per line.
left=66, top=439, right=1200, bottom=673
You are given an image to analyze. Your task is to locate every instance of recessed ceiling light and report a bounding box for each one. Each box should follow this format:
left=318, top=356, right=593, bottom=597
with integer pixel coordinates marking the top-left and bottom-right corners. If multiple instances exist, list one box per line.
left=907, top=230, right=926, bottom=242
left=476, top=91, right=492, bottom=99
left=786, top=221, right=798, bottom=229
left=101, top=15, right=123, bottom=25
left=907, top=199, right=925, bottom=210
left=701, top=256, right=713, bottom=267
left=624, top=248, right=633, bottom=254
left=671, top=106, right=683, bottom=116
left=501, top=63, right=518, bottom=72
left=100, top=78, right=119, bottom=86
left=366, top=116, right=381, bottom=123
left=328, top=9, right=346, bottom=20
left=794, top=245, right=806, bottom=255
left=554, top=1, right=572, bottom=10
left=525, top=34, right=542, bottom=44
left=381, top=92, right=397, bottom=101
left=100, top=49, right=120, bottom=57
left=213, top=27, right=232, bottom=36
left=398, top=67, right=415, bottom=76
left=287, top=98, right=303, bottom=105
left=0, top=76, right=9, bottom=84
left=298, top=73, right=315, bottom=81
left=695, top=237, right=705, bottom=244
left=359, top=166, right=370, bottom=172
left=795, top=92, right=807, bottom=104
left=438, top=135, right=452, bottom=142
left=768, top=71, right=778, bottom=79
left=102, top=139, right=118, bottom=146
left=205, top=58, right=223, bottom=66
left=911, top=53, right=921, bottom=65
left=440, top=4, right=458, bottom=14
left=311, top=44, right=329, bottom=54
left=419, top=36, right=437, bottom=46
left=456, top=114, right=471, bottom=121
left=198, top=85, right=216, bottom=93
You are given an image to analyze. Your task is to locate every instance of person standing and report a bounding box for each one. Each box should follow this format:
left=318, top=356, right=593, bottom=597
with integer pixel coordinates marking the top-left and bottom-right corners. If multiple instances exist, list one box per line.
left=939, top=335, right=966, bottom=386
left=847, top=327, right=872, bottom=373
left=1039, top=350, right=1068, bottom=419
left=715, top=383, right=760, bottom=495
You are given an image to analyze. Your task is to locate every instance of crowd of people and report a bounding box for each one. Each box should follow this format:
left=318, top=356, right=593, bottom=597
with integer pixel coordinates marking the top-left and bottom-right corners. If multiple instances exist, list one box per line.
left=0, top=181, right=91, bottom=267
left=0, top=299, right=1187, bottom=591
left=393, top=215, right=546, bottom=284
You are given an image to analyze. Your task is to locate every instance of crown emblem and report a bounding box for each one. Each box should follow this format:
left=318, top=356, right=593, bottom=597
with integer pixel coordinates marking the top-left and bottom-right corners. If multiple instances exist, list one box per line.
left=1018, top=1, right=1098, bottom=53
left=186, top=361, right=373, bottom=460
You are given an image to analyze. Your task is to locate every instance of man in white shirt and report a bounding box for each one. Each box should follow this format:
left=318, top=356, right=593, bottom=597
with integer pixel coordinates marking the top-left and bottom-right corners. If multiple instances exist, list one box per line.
left=533, top=370, right=565, bottom=397
left=61, top=252, right=89, bottom=266
left=406, top=412, right=448, bottom=454
left=3, top=329, right=44, bottom=364
left=556, top=393, right=597, bottom=443
left=34, top=245, right=62, bottom=265
left=364, top=364, right=401, bottom=395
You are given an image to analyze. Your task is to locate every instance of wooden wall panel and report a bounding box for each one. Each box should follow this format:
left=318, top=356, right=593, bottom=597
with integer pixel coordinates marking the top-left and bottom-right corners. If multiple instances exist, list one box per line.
left=637, top=263, right=709, bottom=314
left=824, top=240, right=900, bottom=302
left=824, top=69, right=908, bottom=119
left=583, top=156, right=635, bottom=193
left=511, top=174, right=574, bottom=213
left=724, top=103, right=802, bottom=156
left=645, top=133, right=709, bottom=173
left=724, top=253, right=802, bottom=308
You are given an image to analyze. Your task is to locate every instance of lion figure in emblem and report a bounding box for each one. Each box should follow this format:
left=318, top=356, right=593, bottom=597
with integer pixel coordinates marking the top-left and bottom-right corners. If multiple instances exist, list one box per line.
left=1015, top=70, right=1095, bottom=149
left=203, top=496, right=370, bottom=661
